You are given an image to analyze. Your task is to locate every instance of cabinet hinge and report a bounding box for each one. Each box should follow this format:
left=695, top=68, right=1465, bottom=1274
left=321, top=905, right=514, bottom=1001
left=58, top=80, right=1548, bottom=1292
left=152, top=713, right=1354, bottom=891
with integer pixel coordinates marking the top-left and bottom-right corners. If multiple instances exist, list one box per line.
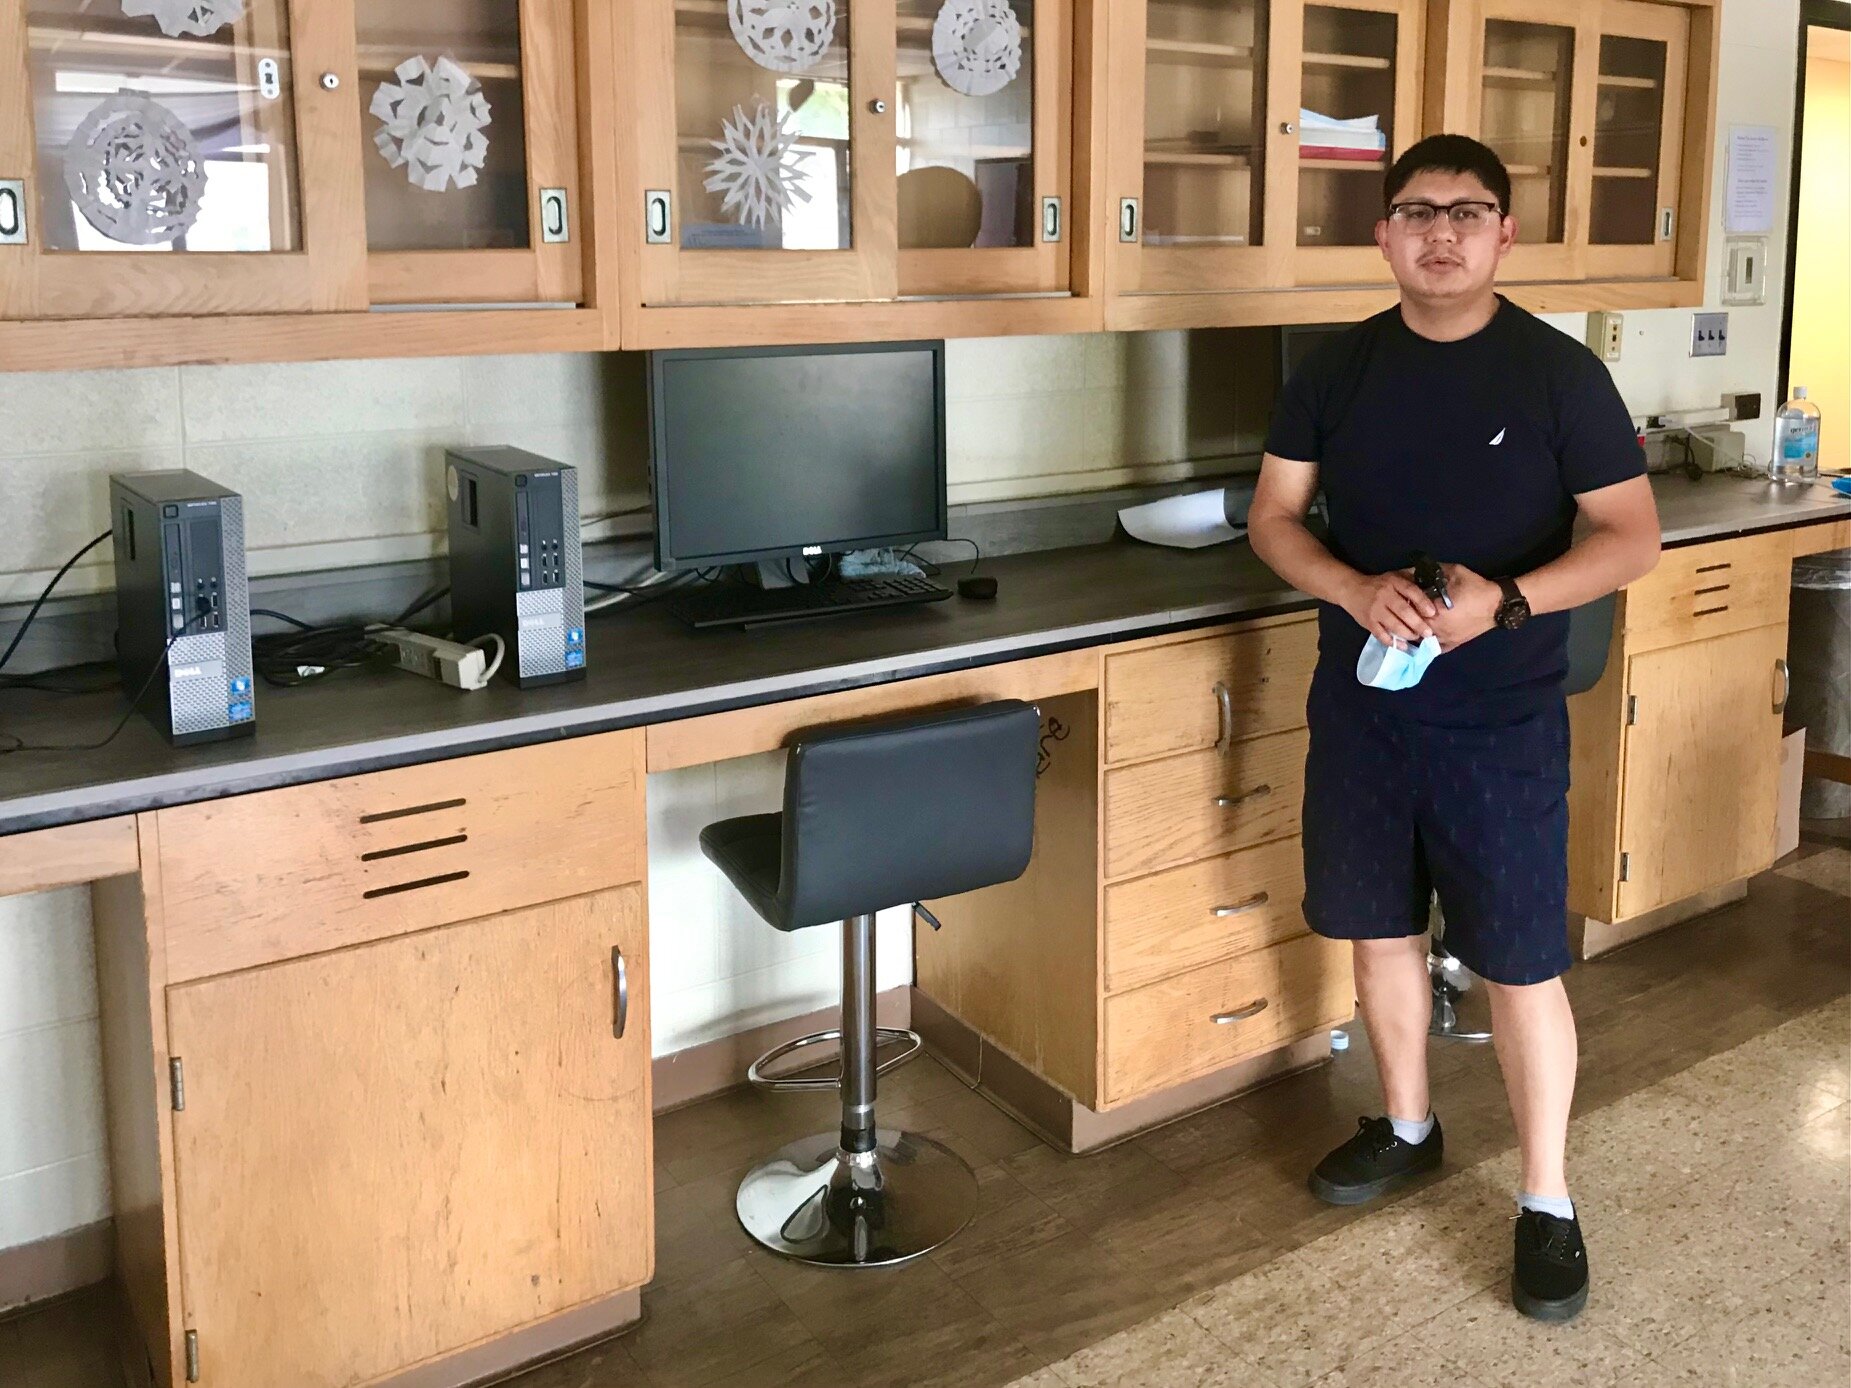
left=169, top=1057, right=185, bottom=1113
left=185, top=1329, right=199, bottom=1382
left=1626, top=694, right=1637, bottom=725
left=1619, top=852, right=1631, bottom=883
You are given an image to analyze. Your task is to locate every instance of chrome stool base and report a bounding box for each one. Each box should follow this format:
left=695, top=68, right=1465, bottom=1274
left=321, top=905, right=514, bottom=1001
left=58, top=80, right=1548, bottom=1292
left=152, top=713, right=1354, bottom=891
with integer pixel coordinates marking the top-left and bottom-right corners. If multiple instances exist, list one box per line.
left=735, top=1128, right=979, bottom=1267
left=1428, top=948, right=1492, bottom=1043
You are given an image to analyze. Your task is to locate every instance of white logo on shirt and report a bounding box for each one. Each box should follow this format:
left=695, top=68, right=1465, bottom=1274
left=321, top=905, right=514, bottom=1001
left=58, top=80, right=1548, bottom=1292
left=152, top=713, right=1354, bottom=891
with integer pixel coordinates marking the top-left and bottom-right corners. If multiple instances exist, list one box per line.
left=1488, top=428, right=1507, bottom=446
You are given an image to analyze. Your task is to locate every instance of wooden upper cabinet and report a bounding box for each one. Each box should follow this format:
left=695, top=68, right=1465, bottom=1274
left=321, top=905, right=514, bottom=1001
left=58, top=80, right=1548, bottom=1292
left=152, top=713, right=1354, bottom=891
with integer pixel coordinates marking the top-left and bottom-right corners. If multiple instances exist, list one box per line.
left=358, top=0, right=587, bottom=307
left=0, top=0, right=588, bottom=321
left=624, top=0, right=1073, bottom=307
left=0, top=0, right=367, bottom=318
left=1106, top=0, right=1423, bottom=297
left=1433, top=0, right=1699, bottom=285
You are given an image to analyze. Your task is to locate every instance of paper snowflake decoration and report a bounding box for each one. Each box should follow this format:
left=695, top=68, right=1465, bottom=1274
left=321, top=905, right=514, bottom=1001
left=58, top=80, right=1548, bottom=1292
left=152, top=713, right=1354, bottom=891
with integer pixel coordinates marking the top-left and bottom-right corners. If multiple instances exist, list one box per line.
left=704, top=99, right=811, bottom=230
left=370, top=55, right=493, bottom=193
left=64, top=90, right=207, bottom=245
left=120, top=0, right=244, bottom=39
left=728, top=0, right=837, bottom=73
left=932, top=0, right=1023, bottom=97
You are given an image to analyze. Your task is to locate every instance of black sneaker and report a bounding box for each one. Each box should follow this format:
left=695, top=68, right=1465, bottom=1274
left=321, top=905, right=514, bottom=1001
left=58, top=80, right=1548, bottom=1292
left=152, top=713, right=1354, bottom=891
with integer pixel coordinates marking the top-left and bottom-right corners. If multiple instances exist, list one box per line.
left=1306, top=1115, right=1443, bottom=1206
left=1512, top=1209, right=1589, bottom=1322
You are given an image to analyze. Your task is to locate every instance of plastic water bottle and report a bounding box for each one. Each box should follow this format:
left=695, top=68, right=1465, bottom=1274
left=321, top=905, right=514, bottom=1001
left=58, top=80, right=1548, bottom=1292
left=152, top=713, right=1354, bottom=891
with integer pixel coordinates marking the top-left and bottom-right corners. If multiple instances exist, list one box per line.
left=1772, top=386, right=1821, bottom=483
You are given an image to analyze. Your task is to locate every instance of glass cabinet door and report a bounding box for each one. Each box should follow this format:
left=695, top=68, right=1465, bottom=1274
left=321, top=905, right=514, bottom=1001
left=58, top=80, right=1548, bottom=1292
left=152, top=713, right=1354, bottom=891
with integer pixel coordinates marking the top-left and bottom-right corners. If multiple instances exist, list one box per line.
left=894, top=0, right=1070, bottom=295
left=1115, top=0, right=1290, bottom=292
left=1472, top=2, right=1592, bottom=280
left=1585, top=0, right=1685, bottom=278
left=634, top=0, right=895, bottom=305
left=0, top=0, right=365, bottom=317
left=1292, top=0, right=1421, bottom=284
left=356, top=0, right=584, bottom=306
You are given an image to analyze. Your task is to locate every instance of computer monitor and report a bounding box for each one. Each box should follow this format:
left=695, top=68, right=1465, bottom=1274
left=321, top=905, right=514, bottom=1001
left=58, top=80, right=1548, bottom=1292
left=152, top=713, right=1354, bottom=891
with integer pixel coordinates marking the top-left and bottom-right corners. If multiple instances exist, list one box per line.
left=648, top=342, right=948, bottom=571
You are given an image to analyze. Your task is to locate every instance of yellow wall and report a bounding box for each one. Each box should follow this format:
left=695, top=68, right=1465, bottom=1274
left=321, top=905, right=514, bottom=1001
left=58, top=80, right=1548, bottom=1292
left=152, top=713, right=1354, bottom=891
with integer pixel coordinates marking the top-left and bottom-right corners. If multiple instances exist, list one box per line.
left=1790, top=28, right=1850, bottom=473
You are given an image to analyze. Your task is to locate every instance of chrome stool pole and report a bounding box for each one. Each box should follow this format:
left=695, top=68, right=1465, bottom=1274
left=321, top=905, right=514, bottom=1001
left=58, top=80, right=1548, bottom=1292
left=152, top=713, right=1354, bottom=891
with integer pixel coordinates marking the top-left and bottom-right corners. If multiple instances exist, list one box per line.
left=1427, top=900, right=1492, bottom=1043
left=734, top=914, right=978, bottom=1267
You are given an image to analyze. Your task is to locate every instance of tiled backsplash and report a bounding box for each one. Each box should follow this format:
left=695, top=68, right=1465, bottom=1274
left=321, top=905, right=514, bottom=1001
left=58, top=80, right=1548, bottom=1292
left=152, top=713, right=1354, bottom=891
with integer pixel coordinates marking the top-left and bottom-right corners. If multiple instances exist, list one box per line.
left=0, top=331, right=1275, bottom=604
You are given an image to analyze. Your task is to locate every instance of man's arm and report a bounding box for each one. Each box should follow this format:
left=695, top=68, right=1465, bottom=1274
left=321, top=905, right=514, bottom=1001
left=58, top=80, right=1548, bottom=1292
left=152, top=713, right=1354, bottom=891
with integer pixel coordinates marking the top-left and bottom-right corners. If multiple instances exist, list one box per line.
left=1249, top=452, right=1438, bottom=646
left=1430, top=475, right=1660, bottom=648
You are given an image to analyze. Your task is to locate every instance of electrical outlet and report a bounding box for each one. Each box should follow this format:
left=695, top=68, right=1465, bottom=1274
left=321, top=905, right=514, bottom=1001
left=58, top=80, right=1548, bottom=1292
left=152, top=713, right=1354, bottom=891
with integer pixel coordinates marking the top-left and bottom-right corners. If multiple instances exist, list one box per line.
left=1690, top=311, right=1728, bottom=358
left=1587, top=311, right=1624, bottom=363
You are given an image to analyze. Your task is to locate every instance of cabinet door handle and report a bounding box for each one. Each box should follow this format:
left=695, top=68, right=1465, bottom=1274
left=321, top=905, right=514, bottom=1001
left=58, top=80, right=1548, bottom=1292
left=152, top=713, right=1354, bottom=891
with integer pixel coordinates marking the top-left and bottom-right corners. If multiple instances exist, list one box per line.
left=1212, top=892, right=1270, bottom=918
left=1213, top=681, right=1233, bottom=753
left=1774, top=658, right=1790, bottom=715
left=1119, top=197, right=1140, bottom=243
left=1214, top=783, right=1273, bottom=809
left=612, top=946, right=630, bottom=1039
left=1212, top=998, right=1269, bottom=1025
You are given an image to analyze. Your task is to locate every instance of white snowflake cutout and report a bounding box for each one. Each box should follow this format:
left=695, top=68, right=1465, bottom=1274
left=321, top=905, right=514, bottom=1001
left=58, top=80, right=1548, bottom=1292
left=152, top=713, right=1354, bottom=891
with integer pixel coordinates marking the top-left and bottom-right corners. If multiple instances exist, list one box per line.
left=370, top=55, right=493, bottom=193
left=704, top=98, right=811, bottom=230
left=64, top=90, right=208, bottom=245
left=728, top=0, right=838, bottom=74
left=120, top=0, right=245, bottom=39
left=932, top=0, right=1023, bottom=98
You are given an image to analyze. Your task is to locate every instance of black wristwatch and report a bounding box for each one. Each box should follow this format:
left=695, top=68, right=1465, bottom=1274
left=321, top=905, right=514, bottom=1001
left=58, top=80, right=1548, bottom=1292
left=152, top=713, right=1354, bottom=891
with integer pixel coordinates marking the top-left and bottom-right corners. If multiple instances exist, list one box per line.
left=1495, top=576, right=1532, bottom=630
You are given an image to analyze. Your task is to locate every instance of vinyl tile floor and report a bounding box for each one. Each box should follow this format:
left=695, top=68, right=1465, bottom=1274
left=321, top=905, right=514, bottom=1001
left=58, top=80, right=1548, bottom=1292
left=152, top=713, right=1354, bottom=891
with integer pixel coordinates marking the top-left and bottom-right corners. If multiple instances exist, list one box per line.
left=4, top=845, right=1847, bottom=1388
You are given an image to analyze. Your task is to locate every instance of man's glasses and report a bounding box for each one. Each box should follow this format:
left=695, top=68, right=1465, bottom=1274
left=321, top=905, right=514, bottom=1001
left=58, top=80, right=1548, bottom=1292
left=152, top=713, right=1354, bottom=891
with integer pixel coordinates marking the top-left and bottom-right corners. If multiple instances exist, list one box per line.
left=1386, top=200, right=1504, bottom=232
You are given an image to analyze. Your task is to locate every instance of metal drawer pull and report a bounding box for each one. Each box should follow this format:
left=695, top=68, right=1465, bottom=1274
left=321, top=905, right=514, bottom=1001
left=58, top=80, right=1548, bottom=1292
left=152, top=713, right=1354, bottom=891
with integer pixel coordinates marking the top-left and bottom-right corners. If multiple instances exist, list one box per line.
left=1213, top=681, right=1233, bottom=753
left=1214, top=783, right=1273, bottom=808
left=1774, top=657, right=1790, bottom=715
left=1212, top=998, right=1269, bottom=1025
left=612, top=946, right=630, bottom=1039
left=1212, top=892, right=1270, bottom=917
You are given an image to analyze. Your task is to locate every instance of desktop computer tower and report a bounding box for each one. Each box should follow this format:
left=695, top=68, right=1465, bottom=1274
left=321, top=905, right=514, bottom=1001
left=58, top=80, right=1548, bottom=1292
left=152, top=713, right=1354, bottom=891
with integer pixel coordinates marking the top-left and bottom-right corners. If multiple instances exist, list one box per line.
left=109, top=470, right=255, bottom=746
left=445, top=447, right=586, bottom=688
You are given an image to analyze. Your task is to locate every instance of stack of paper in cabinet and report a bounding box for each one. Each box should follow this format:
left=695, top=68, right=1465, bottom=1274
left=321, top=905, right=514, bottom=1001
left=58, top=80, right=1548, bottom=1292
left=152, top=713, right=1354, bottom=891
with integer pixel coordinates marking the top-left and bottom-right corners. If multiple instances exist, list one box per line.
left=1299, top=109, right=1387, bottom=162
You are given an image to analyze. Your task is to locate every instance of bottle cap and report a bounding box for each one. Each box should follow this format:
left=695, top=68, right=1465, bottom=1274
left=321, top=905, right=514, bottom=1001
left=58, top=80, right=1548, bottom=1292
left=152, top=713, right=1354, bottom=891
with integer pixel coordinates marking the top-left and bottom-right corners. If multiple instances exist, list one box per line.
left=1795, top=386, right=1808, bottom=399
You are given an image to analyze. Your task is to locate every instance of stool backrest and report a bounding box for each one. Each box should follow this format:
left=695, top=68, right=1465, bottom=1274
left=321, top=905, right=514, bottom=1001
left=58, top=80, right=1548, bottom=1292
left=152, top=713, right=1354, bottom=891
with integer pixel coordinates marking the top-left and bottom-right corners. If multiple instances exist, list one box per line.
left=1564, top=592, right=1616, bottom=698
left=779, top=699, right=1040, bottom=929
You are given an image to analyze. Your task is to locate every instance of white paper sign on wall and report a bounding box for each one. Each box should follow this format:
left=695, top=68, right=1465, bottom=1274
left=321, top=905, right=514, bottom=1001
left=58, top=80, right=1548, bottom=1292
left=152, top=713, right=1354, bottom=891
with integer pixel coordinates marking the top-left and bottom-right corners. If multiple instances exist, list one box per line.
left=932, top=0, right=1023, bottom=98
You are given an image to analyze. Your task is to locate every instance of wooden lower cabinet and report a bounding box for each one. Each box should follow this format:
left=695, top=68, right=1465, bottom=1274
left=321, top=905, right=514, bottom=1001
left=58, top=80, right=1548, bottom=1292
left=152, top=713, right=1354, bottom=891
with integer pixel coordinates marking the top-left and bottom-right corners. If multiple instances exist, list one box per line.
left=164, top=885, right=652, bottom=1388
left=1612, top=623, right=1789, bottom=919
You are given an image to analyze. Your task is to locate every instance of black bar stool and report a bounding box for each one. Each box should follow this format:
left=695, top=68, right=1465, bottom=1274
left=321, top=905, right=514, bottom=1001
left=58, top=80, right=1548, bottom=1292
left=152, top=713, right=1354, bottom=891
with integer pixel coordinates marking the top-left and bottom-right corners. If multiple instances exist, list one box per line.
left=699, top=699, right=1039, bottom=1267
left=1428, top=593, right=1616, bottom=1040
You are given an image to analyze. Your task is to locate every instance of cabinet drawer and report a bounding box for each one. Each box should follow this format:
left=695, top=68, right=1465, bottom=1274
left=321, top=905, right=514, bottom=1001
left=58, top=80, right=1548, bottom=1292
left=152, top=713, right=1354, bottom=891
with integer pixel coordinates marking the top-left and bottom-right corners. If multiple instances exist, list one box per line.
left=1104, top=618, right=1316, bottom=765
left=1104, top=932, right=1353, bottom=1104
left=1104, top=835, right=1308, bottom=994
left=1624, top=532, right=1791, bottom=652
left=157, top=730, right=645, bottom=983
left=1104, top=729, right=1307, bottom=881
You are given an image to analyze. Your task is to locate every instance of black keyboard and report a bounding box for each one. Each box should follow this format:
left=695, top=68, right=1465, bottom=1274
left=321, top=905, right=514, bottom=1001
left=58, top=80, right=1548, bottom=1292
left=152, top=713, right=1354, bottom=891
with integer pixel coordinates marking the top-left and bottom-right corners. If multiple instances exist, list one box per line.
left=670, top=575, right=955, bottom=629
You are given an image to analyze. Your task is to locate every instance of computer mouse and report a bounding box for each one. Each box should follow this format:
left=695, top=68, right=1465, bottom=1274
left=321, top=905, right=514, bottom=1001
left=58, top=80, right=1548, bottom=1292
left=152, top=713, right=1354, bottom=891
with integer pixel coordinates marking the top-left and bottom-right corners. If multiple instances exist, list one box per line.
left=958, top=575, right=998, bottom=600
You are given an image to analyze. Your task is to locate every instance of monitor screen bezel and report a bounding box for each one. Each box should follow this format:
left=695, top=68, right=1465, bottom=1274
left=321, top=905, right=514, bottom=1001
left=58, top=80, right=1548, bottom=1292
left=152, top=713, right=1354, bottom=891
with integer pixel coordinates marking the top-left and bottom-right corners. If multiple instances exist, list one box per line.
left=647, top=340, right=949, bottom=571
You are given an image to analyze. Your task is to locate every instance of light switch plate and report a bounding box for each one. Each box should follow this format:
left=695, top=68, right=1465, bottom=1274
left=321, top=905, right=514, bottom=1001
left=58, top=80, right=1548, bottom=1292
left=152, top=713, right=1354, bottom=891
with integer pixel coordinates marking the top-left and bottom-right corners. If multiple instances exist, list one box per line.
left=1722, top=238, right=1767, bottom=305
left=1587, top=311, right=1624, bottom=362
left=1691, top=311, right=1728, bottom=358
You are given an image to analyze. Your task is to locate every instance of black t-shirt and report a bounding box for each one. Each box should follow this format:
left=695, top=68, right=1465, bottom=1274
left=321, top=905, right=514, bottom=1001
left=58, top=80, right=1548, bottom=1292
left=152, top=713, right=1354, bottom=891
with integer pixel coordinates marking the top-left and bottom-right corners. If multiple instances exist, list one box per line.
left=1264, top=297, right=1644, bottom=725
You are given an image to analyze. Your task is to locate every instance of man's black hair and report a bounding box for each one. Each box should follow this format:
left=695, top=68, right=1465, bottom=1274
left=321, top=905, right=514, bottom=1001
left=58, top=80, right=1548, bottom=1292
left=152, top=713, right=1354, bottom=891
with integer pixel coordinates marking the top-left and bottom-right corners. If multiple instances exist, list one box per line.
left=1383, top=135, right=1512, bottom=215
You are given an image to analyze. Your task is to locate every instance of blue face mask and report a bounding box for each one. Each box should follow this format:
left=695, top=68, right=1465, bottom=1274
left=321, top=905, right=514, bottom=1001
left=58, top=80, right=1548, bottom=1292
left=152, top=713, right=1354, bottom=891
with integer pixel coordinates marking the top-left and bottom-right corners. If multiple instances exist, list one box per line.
left=1356, top=634, right=1442, bottom=691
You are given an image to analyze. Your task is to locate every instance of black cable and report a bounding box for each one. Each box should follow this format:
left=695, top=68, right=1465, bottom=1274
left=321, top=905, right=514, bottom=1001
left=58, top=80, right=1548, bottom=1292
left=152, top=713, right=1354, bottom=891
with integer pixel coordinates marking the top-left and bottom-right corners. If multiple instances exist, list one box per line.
left=2, top=612, right=206, bottom=756
left=0, top=530, right=113, bottom=675
left=899, top=537, right=982, bottom=578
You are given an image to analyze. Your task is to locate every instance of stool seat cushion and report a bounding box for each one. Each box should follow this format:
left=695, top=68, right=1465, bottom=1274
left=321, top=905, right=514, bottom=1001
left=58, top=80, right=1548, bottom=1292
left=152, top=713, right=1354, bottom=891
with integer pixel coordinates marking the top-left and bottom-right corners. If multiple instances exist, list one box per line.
left=699, top=813, right=787, bottom=927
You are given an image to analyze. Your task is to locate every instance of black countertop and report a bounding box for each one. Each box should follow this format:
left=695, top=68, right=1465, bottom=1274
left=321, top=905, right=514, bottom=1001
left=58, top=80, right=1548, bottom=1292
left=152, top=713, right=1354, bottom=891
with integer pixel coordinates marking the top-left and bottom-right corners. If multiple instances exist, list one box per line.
left=3, top=474, right=1846, bottom=838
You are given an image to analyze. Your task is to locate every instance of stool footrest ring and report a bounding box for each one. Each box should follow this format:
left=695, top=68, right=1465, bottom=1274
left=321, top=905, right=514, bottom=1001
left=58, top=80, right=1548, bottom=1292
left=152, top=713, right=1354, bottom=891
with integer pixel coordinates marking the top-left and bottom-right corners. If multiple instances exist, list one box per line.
left=747, top=1026, right=923, bottom=1091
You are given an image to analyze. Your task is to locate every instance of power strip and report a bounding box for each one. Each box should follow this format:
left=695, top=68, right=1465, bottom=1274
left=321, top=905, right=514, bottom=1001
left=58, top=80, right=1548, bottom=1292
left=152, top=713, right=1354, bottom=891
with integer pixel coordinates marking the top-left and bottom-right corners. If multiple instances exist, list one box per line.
left=375, top=629, right=502, bottom=692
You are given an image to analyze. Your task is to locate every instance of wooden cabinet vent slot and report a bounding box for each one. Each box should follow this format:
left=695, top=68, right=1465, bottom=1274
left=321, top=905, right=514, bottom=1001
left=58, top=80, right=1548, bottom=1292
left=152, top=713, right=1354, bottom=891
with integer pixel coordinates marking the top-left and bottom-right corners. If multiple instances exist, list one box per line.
left=362, top=870, right=472, bottom=900
left=359, top=834, right=469, bottom=862
left=359, top=797, right=467, bottom=824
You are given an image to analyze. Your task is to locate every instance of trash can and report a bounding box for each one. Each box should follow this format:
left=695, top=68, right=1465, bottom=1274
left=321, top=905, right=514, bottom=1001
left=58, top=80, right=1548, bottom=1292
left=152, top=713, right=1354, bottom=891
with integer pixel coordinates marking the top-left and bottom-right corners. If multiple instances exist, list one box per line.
left=1789, top=548, right=1851, bottom=819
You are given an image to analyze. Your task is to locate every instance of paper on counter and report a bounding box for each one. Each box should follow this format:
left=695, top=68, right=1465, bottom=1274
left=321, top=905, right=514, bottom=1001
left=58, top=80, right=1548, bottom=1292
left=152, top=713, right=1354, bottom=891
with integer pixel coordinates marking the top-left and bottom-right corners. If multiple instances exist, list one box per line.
left=1118, top=489, right=1245, bottom=549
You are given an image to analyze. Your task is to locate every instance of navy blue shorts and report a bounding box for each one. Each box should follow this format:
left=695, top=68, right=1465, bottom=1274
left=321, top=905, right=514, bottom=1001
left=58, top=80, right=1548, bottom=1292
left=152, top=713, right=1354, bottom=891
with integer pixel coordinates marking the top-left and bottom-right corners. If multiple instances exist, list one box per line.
left=1301, top=681, right=1573, bottom=987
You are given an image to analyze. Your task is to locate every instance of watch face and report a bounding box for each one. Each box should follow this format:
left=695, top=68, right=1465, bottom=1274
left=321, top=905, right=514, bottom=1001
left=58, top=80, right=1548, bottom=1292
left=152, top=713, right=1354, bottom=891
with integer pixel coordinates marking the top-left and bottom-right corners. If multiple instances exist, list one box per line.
left=1497, top=597, right=1531, bottom=630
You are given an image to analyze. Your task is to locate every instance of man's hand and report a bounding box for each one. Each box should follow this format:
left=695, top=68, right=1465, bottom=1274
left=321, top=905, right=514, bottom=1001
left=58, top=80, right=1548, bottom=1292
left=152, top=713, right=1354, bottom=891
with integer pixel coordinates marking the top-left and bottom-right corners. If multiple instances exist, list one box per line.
left=1342, top=571, right=1438, bottom=647
left=1429, top=563, right=1503, bottom=651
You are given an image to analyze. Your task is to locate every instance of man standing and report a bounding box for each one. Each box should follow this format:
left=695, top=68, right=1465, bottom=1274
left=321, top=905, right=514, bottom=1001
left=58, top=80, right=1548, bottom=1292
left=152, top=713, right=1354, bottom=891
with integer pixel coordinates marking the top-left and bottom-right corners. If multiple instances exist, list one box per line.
left=1248, top=134, right=1661, bottom=1323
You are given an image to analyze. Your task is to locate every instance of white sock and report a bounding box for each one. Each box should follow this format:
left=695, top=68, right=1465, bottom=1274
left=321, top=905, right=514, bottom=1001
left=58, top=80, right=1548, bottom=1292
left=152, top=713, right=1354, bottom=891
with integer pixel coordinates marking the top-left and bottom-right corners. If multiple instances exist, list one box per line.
left=1518, top=1192, right=1576, bottom=1221
left=1389, top=1111, right=1435, bottom=1144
